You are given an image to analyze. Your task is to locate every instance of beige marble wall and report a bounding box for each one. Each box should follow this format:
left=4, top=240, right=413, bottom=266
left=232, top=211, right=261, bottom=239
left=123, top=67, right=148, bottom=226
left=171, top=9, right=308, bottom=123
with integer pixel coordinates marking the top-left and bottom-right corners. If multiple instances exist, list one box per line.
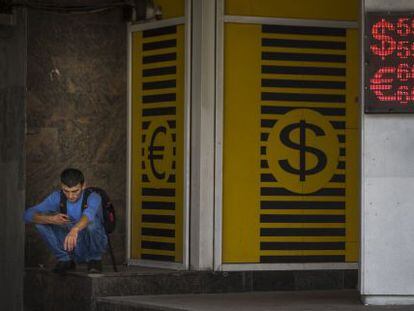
left=25, top=8, right=127, bottom=267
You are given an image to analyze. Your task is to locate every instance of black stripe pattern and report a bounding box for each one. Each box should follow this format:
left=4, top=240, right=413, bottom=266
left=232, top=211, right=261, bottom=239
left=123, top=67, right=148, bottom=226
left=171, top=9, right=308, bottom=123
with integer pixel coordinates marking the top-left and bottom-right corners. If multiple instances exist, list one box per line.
left=259, top=24, right=348, bottom=263
left=262, top=24, right=346, bottom=36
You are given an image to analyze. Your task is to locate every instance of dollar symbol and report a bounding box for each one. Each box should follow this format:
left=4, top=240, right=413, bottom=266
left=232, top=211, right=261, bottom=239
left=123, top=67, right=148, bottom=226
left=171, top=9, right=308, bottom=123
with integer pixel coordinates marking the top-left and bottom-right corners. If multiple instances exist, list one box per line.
left=278, top=120, right=327, bottom=182
left=371, top=18, right=396, bottom=60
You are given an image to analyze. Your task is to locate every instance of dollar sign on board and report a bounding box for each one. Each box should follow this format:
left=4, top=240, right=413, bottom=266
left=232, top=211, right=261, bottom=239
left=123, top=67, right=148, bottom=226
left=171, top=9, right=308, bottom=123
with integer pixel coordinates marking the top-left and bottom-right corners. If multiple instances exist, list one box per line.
left=371, top=18, right=396, bottom=60
left=278, top=120, right=327, bottom=182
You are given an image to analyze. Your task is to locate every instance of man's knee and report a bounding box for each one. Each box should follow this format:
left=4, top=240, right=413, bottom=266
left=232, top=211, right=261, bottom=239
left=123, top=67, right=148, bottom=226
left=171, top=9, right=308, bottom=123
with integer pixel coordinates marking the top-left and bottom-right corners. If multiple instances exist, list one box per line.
left=34, top=223, right=60, bottom=240
left=34, top=223, right=49, bottom=234
left=85, top=221, right=101, bottom=233
left=35, top=223, right=66, bottom=236
left=78, top=221, right=108, bottom=253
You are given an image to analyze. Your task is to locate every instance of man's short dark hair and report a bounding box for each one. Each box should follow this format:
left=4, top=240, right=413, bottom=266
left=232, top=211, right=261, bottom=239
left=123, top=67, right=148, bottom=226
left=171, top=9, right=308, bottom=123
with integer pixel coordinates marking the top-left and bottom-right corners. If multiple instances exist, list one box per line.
left=60, top=168, right=84, bottom=187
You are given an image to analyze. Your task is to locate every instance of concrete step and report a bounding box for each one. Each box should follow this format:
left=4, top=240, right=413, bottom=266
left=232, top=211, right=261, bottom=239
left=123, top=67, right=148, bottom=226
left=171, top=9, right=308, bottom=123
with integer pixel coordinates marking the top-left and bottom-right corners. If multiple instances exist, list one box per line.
left=95, top=290, right=414, bottom=311
left=24, top=265, right=357, bottom=311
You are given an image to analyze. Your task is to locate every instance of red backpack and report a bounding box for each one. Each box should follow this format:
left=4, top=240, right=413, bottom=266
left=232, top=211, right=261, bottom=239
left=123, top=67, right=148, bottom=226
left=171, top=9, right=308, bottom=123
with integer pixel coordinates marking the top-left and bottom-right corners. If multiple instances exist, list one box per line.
left=59, top=187, right=116, bottom=234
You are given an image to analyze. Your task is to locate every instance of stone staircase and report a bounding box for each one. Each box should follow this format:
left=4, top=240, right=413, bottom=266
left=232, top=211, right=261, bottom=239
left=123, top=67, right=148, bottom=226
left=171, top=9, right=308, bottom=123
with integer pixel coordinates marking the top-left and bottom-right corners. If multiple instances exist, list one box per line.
left=24, top=266, right=357, bottom=311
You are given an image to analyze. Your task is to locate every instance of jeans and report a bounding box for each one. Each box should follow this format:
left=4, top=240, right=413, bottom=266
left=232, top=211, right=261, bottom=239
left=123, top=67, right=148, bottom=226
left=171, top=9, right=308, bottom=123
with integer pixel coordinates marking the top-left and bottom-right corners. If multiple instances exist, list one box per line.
left=35, top=221, right=108, bottom=262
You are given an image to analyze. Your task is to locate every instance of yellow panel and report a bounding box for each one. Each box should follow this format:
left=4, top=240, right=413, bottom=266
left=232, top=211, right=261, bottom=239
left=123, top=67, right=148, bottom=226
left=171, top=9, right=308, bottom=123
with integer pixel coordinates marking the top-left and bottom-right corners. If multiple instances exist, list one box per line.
left=344, top=28, right=360, bottom=263
left=346, top=242, right=359, bottom=262
left=225, top=0, right=359, bottom=21
left=130, top=24, right=185, bottom=263
left=223, top=23, right=262, bottom=263
left=154, top=0, right=185, bottom=19
left=345, top=129, right=359, bottom=262
left=223, top=21, right=360, bottom=264
left=346, top=29, right=361, bottom=129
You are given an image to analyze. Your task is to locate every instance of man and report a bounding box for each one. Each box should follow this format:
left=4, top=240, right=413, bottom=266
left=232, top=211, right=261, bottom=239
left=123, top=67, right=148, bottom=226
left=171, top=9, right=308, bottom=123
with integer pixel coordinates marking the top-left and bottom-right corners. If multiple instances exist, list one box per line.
left=24, top=168, right=107, bottom=274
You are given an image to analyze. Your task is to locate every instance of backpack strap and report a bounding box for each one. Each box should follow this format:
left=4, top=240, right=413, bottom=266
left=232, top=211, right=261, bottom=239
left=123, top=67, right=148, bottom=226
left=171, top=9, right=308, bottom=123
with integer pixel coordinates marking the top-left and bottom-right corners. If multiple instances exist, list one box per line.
left=60, top=188, right=95, bottom=214
left=81, top=187, right=95, bottom=211
left=59, top=190, right=67, bottom=214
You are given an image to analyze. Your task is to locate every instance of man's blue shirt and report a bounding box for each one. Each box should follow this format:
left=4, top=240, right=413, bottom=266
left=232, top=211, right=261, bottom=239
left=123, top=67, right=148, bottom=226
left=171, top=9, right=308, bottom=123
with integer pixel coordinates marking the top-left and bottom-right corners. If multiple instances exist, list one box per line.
left=23, top=190, right=103, bottom=224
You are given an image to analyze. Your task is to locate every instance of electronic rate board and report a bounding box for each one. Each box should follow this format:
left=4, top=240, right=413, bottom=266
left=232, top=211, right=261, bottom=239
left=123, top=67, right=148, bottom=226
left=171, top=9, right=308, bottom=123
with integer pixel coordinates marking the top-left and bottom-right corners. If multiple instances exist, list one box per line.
left=366, top=12, right=414, bottom=113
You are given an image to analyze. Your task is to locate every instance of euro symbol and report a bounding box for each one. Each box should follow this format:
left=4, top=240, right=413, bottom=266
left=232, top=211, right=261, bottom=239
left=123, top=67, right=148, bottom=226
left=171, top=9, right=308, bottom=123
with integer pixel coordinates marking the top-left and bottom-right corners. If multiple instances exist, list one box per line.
left=278, top=120, right=327, bottom=182
left=370, top=67, right=395, bottom=101
left=148, top=126, right=167, bottom=180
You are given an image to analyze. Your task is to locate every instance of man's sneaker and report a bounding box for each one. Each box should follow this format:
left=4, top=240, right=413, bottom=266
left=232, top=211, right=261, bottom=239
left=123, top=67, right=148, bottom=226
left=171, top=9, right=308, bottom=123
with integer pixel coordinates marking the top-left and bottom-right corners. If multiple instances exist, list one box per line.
left=52, top=260, right=76, bottom=275
left=87, top=259, right=102, bottom=274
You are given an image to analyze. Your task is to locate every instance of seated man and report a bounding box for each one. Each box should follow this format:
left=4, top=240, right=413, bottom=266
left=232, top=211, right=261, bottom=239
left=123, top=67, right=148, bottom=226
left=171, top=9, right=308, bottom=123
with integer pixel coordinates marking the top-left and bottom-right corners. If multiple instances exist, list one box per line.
left=24, top=168, right=107, bottom=274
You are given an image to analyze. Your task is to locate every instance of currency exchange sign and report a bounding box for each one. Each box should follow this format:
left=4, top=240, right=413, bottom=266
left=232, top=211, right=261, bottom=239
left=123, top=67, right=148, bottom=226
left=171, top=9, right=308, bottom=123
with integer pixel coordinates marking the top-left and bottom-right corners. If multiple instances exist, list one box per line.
left=365, top=12, right=414, bottom=113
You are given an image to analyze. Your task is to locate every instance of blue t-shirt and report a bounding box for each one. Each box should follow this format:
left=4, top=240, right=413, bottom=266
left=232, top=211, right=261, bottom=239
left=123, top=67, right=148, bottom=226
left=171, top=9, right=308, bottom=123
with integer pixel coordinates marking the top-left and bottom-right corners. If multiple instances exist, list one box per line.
left=23, top=190, right=103, bottom=224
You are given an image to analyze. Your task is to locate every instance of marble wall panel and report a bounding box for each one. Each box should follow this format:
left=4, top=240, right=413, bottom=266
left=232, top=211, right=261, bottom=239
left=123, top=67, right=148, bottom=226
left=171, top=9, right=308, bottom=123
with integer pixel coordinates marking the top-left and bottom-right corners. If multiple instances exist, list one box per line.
left=25, top=8, right=127, bottom=267
left=0, top=8, right=26, bottom=311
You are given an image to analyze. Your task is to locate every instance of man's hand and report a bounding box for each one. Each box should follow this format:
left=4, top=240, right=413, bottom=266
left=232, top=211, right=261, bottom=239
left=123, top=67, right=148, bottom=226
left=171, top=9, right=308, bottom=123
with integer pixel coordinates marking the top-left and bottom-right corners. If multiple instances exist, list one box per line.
left=64, top=227, right=80, bottom=252
left=48, top=213, right=70, bottom=225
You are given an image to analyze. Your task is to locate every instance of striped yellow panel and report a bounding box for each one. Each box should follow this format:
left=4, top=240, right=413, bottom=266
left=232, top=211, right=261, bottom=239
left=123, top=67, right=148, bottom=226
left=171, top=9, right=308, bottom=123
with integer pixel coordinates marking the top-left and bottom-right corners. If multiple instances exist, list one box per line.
left=131, top=24, right=185, bottom=263
left=225, top=0, right=359, bottom=21
left=223, top=23, right=359, bottom=264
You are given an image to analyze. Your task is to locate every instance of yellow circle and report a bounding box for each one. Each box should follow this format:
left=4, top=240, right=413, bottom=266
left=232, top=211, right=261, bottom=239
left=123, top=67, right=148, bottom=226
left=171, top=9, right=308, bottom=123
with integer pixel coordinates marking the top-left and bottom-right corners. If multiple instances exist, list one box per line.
left=267, top=109, right=339, bottom=194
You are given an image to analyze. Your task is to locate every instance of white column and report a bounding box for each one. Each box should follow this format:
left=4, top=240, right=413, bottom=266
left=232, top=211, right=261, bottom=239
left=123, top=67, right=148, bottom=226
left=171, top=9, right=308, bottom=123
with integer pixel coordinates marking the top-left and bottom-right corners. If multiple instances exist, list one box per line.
left=361, top=0, right=414, bottom=305
left=190, top=0, right=216, bottom=270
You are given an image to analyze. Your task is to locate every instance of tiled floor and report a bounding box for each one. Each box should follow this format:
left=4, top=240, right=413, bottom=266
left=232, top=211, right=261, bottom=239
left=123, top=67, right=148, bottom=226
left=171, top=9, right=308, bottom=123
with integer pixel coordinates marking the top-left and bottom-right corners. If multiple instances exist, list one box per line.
left=98, top=290, right=414, bottom=311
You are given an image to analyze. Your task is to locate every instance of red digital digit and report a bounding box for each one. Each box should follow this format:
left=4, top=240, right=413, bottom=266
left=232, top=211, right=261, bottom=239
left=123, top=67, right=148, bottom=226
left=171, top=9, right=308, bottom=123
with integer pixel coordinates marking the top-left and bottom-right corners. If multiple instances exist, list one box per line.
left=396, top=63, right=410, bottom=82
left=396, top=85, right=410, bottom=104
left=397, top=41, right=410, bottom=58
left=397, top=18, right=410, bottom=36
